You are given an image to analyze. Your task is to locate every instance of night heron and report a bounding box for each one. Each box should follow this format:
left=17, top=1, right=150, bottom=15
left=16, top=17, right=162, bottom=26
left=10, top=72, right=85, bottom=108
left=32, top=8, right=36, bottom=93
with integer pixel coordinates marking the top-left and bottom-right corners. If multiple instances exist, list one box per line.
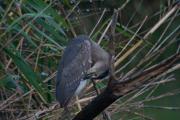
left=56, top=35, right=110, bottom=107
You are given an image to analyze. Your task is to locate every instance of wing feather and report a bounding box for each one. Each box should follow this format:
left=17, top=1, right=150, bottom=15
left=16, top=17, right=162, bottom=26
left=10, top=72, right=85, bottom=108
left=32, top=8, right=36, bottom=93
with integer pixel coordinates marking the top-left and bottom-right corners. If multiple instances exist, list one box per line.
left=56, top=36, right=91, bottom=107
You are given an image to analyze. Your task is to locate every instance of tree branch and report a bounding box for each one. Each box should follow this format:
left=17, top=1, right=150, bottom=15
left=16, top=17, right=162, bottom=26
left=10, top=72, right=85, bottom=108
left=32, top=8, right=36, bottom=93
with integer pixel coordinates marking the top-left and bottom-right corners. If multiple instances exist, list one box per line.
left=73, top=53, right=180, bottom=120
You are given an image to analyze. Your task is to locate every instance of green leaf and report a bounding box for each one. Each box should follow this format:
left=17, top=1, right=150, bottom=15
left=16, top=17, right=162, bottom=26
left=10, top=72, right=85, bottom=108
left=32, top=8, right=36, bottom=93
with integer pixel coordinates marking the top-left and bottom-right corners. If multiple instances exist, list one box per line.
left=3, top=48, right=54, bottom=103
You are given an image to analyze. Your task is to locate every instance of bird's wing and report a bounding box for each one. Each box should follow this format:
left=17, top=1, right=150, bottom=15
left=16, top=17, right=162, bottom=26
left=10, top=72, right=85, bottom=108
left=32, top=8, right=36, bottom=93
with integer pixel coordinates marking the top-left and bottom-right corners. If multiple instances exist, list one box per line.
left=56, top=37, right=92, bottom=107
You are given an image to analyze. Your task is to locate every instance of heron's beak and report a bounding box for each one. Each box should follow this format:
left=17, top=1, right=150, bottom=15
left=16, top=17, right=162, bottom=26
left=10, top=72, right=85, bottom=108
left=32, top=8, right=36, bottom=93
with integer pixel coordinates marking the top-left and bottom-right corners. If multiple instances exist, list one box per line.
left=84, top=72, right=97, bottom=79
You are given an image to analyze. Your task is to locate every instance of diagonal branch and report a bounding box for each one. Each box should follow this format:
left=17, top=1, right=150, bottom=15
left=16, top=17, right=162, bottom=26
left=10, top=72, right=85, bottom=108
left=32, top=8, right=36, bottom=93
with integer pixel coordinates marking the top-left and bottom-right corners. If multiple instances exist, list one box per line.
left=73, top=53, right=180, bottom=120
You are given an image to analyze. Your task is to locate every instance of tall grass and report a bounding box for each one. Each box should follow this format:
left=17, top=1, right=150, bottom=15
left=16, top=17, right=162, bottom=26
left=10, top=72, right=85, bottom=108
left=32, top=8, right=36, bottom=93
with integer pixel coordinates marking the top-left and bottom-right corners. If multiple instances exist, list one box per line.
left=0, top=0, right=179, bottom=120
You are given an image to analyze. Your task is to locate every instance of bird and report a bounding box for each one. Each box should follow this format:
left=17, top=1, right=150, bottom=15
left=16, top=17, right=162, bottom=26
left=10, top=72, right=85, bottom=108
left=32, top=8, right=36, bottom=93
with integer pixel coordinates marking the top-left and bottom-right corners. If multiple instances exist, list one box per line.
left=56, top=35, right=110, bottom=107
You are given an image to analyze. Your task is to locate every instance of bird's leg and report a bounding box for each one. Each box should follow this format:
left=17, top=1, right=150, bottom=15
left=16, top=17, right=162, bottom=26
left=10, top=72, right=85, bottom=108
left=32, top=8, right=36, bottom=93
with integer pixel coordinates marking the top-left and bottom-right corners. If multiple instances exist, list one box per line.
left=86, top=62, right=111, bottom=120
left=91, top=79, right=101, bottom=94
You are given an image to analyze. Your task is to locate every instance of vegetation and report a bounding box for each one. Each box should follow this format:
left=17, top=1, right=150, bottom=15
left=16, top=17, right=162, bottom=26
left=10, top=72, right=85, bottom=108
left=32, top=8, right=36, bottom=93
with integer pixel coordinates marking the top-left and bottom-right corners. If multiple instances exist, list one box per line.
left=0, top=0, right=179, bottom=120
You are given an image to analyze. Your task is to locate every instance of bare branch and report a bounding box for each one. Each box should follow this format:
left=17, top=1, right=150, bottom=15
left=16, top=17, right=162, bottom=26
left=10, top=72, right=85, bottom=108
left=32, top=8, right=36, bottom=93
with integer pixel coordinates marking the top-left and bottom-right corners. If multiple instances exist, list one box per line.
left=73, top=53, right=180, bottom=120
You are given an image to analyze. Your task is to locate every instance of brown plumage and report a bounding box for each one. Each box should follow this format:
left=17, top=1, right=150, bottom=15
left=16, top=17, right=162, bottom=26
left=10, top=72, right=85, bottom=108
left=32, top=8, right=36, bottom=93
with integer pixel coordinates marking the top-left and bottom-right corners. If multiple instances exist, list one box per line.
left=56, top=35, right=110, bottom=107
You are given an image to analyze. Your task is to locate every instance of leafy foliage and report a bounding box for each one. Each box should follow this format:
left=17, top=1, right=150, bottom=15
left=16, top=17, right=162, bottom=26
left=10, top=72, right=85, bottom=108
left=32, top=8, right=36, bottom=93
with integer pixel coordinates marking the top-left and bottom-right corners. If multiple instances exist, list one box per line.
left=0, top=0, right=179, bottom=120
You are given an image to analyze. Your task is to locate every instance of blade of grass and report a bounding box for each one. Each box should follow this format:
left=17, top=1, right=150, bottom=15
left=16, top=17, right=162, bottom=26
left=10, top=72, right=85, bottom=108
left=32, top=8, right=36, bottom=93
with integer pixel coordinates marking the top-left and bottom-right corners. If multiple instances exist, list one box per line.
left=3, top=48, right=54, bottom=103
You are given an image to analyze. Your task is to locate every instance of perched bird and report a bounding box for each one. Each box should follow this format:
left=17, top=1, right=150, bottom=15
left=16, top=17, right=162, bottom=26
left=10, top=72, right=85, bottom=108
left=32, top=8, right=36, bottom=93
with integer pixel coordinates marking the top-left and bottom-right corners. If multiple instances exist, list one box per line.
left=56, top=35, right=110, bottom=107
